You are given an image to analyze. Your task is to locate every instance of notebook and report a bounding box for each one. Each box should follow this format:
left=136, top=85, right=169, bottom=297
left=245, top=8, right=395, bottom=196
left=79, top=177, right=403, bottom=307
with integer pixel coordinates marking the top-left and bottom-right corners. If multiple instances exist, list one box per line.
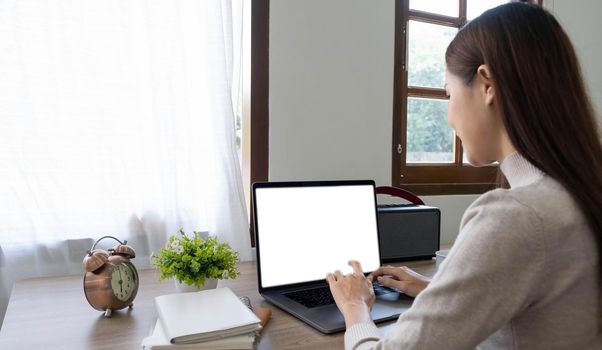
left=141, top=320, right=256, bottom=350
left=153, top=287, right=262, bottom=344
left=252, top=180, right=414, bottom=334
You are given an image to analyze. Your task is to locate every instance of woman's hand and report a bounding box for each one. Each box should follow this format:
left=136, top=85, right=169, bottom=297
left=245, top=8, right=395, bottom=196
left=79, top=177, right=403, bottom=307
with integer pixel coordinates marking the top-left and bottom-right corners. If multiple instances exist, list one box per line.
left=326, top=260, right=375, bottom=328
left=369, top=266, right=430, bottom=298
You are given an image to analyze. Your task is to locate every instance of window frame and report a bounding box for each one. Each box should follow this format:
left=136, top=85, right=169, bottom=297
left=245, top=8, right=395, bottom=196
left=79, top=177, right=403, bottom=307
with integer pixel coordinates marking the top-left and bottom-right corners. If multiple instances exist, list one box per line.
left=249, top=0, right=270, bottom=246
left=392, top=0, right=502, bottom=196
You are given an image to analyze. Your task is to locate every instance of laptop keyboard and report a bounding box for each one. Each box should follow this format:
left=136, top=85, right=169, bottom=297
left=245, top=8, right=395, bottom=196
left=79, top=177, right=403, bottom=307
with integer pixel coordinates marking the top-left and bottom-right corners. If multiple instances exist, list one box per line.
left=373, top=282, right=399, bottom=296
left=284, top=282, right=398, bottom=308
left=284, top=286, right=334, bottom=308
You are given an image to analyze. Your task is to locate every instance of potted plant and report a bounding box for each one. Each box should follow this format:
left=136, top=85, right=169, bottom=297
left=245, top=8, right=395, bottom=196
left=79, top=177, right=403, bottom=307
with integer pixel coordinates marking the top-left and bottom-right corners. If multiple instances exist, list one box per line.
left=152, top=229, right=239, bottom=291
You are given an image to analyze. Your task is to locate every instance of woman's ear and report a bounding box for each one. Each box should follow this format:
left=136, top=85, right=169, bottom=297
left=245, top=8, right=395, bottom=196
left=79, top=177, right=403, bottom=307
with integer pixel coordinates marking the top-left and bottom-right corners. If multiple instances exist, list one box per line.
left=476, top=64, right=495, bottom=106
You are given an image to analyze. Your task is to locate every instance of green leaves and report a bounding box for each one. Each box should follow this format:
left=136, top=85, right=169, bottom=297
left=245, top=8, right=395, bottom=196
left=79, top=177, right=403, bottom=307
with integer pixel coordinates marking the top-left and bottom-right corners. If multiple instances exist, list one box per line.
left=152, top=229, right=239, bottom=288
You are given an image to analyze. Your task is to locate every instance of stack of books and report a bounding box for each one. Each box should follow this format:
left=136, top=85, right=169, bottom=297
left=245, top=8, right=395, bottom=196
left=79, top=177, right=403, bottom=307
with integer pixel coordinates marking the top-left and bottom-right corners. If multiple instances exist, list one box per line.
left=142, top=287, right=262, bottom=349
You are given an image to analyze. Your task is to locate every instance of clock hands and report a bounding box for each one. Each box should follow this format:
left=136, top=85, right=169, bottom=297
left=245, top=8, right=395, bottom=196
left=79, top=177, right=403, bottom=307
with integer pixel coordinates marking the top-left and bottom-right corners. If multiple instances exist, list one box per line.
left=118, top=267, right=124, bottom=294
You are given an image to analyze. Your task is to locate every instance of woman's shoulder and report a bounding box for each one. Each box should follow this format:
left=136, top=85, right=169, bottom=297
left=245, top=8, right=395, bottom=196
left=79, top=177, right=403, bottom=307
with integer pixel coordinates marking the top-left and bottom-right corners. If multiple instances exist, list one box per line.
left=465, top=175, right=583, bottom=228
left=459, top=187, right=544, bottom=245
left=459, top=175, right=589, bottom=250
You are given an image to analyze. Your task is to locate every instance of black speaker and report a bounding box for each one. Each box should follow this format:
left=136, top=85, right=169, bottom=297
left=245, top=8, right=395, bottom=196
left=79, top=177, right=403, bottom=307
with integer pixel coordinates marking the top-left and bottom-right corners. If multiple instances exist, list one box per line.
left=377, top=204, right=440, bottom=262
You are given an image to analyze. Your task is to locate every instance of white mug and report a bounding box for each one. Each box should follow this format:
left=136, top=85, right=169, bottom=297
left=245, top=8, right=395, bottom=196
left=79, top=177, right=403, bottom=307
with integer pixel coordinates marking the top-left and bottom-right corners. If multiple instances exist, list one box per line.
left=435, top=249, right=449, bottom=270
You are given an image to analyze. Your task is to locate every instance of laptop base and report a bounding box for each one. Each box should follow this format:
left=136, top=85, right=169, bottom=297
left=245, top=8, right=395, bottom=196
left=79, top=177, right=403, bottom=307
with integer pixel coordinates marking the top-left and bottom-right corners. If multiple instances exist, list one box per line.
left=261, top=288, right=413, bottom=334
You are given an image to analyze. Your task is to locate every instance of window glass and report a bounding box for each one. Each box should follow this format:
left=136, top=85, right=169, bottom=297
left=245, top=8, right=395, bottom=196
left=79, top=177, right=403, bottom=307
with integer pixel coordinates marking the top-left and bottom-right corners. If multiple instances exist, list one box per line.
left=408, top=21, right=457, bottom=89
left=409, top=0, right=459, bottom=17
left=467, top=0, right=508, bottom=20
left=407, top=98, right=454, bottom=163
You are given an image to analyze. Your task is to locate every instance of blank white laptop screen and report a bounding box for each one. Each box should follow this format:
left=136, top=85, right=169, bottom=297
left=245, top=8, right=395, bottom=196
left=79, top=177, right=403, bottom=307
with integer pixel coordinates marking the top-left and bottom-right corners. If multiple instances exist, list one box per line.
left=255, top=184, right=381, bottom=288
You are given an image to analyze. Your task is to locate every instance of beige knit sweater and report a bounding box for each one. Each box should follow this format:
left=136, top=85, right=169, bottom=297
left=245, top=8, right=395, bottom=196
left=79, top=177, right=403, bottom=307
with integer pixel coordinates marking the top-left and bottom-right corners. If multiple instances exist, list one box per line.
left=345, top=153, right=600, bottom=349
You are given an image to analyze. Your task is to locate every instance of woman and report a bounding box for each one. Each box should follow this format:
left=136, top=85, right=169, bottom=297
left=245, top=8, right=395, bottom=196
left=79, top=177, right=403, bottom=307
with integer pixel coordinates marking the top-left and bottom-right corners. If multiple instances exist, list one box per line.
left=326, top=3, right=601, bottom=349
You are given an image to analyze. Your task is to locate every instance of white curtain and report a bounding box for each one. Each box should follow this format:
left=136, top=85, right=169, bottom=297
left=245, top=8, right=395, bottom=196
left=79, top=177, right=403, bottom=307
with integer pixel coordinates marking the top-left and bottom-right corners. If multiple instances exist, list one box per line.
left=0, top=0, right=250, bottom=326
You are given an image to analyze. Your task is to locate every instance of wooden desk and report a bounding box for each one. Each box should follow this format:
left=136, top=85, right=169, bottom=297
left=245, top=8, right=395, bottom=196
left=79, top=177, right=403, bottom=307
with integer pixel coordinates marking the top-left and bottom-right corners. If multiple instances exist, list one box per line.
left=0, top=260, right=437, bottom=349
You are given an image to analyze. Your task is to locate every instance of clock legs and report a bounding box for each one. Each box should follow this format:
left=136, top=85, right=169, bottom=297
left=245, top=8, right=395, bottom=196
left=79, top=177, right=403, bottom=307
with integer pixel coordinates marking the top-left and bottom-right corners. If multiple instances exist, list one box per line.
left=104, top=309, right=112, bottom=317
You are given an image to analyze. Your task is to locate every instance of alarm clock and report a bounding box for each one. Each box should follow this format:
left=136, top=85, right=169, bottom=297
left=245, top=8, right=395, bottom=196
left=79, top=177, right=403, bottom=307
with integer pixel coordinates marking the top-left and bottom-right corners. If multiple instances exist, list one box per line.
left=83, top=235, right=139, bottom=317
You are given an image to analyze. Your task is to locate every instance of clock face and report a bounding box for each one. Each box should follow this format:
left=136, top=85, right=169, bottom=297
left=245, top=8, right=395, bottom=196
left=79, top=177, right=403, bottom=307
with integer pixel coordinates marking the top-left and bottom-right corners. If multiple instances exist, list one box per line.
left=110, top=263, right=137, bottom=302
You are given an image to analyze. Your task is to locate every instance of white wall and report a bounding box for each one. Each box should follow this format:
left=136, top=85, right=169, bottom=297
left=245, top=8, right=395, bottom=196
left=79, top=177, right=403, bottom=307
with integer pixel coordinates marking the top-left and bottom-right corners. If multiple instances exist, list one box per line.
left=268, top=0, right=602, bottom=245
left=548, top=0, right=602, bottom=119
left=270, top=0, right=394, bottom=185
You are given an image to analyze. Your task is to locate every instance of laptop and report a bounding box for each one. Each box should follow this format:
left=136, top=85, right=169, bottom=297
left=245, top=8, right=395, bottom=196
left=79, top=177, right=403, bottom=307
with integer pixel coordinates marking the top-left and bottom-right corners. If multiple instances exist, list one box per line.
left=252, top=180, right=414, bottom=334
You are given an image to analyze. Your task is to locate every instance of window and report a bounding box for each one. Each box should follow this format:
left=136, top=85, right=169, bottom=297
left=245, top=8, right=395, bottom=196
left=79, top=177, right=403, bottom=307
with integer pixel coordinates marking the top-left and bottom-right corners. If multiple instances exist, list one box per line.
left=392, top=0, right=519, bottom=195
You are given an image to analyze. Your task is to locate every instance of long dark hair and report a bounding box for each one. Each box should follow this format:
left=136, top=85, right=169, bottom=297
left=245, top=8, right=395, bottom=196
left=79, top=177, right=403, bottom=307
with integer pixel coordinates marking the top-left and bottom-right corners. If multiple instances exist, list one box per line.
left=446, top=3, right=602, bottom=279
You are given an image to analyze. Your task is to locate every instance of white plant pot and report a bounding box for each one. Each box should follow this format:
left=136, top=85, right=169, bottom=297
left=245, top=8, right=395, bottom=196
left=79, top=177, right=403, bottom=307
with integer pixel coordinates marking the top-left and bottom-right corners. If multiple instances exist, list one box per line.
left=174, top=278, right=218, bottom=292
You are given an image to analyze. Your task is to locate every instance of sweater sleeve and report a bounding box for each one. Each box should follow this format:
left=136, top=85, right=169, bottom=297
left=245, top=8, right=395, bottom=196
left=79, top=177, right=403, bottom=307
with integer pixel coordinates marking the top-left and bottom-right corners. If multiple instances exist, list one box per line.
left=344, top=190, right=546, bottom=350
left=344, top=322, right=381, bottom=350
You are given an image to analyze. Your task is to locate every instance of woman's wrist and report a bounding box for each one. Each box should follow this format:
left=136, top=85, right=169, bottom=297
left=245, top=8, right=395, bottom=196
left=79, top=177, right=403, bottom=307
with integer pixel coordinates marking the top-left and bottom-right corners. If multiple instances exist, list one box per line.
left=341, top=302, right=372, bottom=329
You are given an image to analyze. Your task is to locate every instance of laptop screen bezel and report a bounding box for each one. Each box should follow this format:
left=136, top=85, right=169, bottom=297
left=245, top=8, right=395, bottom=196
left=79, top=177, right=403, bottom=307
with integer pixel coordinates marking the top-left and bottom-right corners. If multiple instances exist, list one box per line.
left=252, top=180, right=382, bottom=293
